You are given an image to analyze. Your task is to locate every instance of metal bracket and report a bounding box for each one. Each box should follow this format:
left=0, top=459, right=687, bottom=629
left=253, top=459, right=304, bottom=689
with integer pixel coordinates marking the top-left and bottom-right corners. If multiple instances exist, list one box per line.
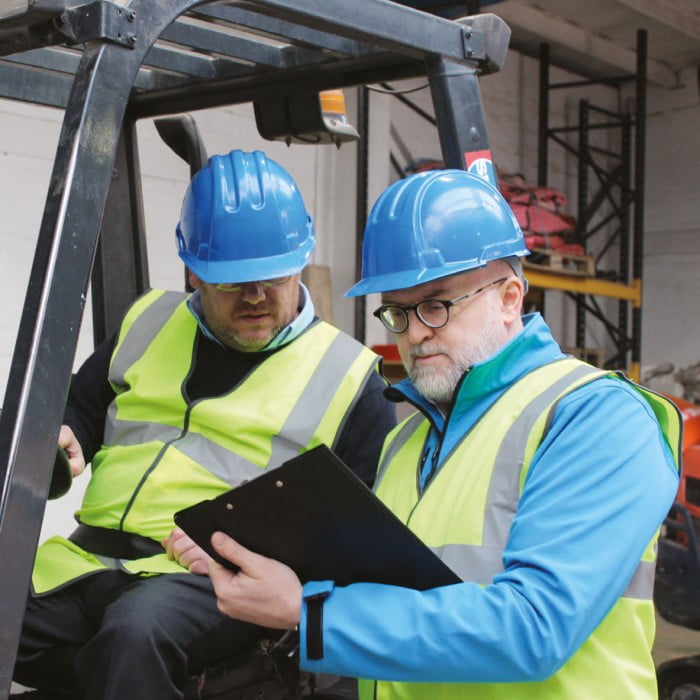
left=461, top=25, right=484, bottom=63
left=54, top=1, right=137, bottom=48
left=458, top=13, right=511, bottom=75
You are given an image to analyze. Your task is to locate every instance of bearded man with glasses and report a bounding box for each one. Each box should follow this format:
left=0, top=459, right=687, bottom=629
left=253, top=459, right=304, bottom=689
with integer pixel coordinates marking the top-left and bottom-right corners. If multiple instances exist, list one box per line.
left=207, top=169, right=682, bottom=700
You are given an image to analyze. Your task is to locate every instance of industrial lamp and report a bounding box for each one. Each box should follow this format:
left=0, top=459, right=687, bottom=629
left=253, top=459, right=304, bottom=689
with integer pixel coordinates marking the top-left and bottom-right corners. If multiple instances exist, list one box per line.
left=254, top=89, right=360, bottom=148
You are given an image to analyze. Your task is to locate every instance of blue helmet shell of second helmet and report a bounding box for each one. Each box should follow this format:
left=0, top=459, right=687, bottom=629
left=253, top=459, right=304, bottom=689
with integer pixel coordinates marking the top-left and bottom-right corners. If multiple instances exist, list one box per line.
left=176, top=149, right=315, bottom=284
left=344, top=170, right=529, bottom=297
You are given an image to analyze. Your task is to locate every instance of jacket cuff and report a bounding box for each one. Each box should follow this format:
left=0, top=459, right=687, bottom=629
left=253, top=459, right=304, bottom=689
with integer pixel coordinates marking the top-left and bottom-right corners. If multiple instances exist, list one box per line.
left=302, top=580, right=334, bottom=661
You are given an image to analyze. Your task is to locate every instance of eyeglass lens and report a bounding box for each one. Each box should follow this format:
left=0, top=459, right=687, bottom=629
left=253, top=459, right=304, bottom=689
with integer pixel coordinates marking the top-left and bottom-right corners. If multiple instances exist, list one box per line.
left=379, top=300, right=448, bottom=333
left=215, top=275, right=291, bottom=292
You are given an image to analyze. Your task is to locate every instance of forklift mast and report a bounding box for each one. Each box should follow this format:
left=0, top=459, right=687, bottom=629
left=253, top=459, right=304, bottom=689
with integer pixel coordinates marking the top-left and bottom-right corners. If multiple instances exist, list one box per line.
left=0, top=1, right=510, bottom=694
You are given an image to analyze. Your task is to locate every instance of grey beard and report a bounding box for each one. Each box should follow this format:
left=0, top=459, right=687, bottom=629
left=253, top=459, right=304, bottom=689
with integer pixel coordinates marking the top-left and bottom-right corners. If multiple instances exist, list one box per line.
left=408, top=313, right=505, bottom=407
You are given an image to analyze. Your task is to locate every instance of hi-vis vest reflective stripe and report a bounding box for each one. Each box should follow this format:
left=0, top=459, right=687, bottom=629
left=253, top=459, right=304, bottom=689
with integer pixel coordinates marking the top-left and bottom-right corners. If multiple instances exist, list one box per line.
left=360, top=358, right=681, bottom=700
left=32, top=289, right=380, bottom=594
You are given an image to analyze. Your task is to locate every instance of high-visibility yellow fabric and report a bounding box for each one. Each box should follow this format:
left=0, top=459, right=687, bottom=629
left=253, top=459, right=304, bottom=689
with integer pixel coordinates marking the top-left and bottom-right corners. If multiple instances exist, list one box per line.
left=33, top=290, right=379, bottom=594
left=361, top=359, right=680, bottom=700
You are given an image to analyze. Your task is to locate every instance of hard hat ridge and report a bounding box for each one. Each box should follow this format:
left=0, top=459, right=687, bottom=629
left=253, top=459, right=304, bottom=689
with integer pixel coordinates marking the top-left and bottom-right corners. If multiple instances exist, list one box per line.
left=176, top=149, right=315, bottom=284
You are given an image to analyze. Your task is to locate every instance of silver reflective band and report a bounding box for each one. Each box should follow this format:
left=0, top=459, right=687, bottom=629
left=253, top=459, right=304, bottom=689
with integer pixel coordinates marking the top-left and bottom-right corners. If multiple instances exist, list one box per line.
left=110, top=291, right=185, bottom=384
left=432, top=542, right=654, bottom=599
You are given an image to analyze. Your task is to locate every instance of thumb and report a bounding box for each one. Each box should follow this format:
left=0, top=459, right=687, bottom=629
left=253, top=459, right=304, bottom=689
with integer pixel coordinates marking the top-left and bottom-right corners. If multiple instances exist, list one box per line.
left=211, top=532, right=252, bottom=570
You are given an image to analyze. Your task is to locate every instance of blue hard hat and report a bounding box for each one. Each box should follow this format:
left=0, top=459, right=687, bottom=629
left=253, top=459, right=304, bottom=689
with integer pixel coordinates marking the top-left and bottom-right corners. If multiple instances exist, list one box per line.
left=176, top=150, right=315, bottom=283
left=344, top=170, right=529, bottom=297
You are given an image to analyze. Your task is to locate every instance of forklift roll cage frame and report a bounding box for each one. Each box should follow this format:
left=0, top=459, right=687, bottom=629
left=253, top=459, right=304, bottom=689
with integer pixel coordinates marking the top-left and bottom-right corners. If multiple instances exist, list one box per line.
left=0, top=1, right=510, bottom=694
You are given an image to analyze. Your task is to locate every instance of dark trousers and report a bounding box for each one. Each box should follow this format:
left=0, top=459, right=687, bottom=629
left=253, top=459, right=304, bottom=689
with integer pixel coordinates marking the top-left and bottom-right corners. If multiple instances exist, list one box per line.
left=14, top=570, right=261, bottom=700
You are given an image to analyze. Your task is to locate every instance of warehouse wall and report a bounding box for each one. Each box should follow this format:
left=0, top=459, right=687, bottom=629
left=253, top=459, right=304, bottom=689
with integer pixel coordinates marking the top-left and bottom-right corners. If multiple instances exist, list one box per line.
left=641, top=67, right=700, bottom=395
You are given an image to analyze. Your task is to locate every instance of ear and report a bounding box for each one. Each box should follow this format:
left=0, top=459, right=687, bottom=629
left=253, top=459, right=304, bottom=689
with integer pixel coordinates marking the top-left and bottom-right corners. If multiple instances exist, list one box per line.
left=501, top=277, right=524, bottom=323
left=188, top=269, right=202, bottom=289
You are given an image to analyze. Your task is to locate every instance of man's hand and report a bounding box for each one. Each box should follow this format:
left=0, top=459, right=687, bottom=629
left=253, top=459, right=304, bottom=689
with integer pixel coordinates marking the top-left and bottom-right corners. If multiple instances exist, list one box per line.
left=162, top=527, right=213, bottom=575
left=208, top=532, right=302, bottom=630
left=58, top=425, right=86, bottom=477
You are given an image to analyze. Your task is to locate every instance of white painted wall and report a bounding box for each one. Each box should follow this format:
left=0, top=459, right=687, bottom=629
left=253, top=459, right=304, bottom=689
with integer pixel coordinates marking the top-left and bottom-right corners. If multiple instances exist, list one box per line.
left=642, top=67, right=700, bottom=381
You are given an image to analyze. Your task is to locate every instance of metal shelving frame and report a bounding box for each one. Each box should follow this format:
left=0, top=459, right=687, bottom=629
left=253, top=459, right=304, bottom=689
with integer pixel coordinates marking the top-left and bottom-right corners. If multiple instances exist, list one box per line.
left=534, top=30, right=647, bottom=381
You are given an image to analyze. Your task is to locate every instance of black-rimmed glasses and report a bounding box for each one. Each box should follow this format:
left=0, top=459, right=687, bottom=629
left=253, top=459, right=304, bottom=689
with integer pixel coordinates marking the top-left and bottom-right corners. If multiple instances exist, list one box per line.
left=373, top=277, right=508, bottom=334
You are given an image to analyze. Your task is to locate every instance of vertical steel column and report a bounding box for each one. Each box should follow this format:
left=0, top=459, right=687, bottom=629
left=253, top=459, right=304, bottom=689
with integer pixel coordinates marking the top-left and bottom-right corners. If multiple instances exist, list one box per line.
left=631, top=30, right=647, bottom=378
left=0, top=46, right=134, bottom=697
left=0, top=2, right=199, bottom=692
left=575, top=100, right=590, bottom=349
left=537, top=43, right=550, bottom=187
left=426, top=56, right=496, bottom=186
left=91, top=120, right=150, bottom=346
left=354, top=86, right=369, bottom=343
left=536, top=43, right=550, bottom=317
left=619, top=113, right=632, bottom=368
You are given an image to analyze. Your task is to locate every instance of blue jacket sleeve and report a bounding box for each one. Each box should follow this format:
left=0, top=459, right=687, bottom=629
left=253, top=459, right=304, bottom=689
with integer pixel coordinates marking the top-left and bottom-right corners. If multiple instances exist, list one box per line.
left=299, top=378, right=679, bottom=682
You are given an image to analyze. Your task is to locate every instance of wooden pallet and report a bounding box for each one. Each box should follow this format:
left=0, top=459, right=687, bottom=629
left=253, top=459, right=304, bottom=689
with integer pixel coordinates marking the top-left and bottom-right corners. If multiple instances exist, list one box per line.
left=523, top=247, right=596, bottom=277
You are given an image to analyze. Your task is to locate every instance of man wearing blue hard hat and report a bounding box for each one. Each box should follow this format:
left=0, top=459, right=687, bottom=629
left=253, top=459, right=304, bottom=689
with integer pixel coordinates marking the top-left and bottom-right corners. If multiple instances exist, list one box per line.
left=207, top=169, right=681, bottom=699
left=13, top=150, right=396, bottom=699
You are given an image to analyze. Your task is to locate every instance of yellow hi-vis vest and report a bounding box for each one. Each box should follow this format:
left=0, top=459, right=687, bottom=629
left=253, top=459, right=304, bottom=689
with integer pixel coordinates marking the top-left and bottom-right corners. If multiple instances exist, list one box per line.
left=33, top=289, right=380, bottom=594
left=360, top=358, right=681, bottom=700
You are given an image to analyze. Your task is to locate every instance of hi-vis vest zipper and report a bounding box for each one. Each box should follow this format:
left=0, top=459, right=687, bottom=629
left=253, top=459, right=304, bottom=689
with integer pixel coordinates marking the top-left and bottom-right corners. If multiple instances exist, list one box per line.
left=360, top=358, right=681, bottom=700
left=32, top=289, right=379, bottom=594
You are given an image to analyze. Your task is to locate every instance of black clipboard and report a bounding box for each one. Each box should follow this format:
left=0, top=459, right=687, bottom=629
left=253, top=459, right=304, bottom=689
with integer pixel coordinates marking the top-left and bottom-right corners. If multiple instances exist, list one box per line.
left=174, top=444, right=460, bottom=590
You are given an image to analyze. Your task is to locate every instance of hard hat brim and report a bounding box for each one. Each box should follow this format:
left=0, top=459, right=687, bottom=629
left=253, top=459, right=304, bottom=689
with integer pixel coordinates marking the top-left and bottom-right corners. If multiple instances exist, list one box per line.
left=180, top=240, right=313, bottom=284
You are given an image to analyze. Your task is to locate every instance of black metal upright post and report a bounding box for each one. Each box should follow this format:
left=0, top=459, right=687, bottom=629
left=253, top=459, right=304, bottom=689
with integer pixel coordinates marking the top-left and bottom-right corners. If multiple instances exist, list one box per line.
left=632, top=29, right=647, bottom=377
left=537, top=43, right=550, bottom=187
left=619, top=113, right=632, bottom=369
left=354, top=86, right=369, bottom=344
left=575, top=100, right=590, bottom=349
left=427, top=56, right=496, bottom=187
left=91, top=120, right=150, bottom=346
left=0, top=2, right=198, bottom=692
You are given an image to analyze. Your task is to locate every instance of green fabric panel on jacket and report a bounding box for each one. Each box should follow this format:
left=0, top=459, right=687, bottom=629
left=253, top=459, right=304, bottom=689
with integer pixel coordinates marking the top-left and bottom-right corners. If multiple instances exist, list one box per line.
left=32, top=536, right=188, bottom=594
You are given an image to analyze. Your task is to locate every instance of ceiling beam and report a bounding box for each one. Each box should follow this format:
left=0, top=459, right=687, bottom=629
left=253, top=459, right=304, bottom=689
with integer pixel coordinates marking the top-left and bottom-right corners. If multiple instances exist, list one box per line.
left=494, top=1, right=677, bottom=88
left=615, top=0, right=700, bottom=43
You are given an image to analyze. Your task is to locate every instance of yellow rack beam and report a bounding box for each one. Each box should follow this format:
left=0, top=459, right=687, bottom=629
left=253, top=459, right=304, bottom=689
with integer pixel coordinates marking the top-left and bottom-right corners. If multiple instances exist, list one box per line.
left=525, top=270, right=641, bottom=306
